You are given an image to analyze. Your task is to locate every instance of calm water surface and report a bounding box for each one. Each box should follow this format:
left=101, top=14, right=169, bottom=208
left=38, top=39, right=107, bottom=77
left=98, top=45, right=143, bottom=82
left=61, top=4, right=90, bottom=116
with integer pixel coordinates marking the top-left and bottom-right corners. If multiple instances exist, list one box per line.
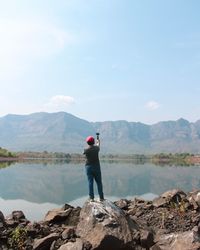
left=0, top=161, right=200, bottom=221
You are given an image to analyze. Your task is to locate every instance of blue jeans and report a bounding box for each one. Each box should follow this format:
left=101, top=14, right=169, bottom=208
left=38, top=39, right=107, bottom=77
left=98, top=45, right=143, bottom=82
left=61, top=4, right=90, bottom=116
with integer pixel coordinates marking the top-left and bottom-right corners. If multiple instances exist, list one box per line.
left=85, top=164, right=104, bottom=199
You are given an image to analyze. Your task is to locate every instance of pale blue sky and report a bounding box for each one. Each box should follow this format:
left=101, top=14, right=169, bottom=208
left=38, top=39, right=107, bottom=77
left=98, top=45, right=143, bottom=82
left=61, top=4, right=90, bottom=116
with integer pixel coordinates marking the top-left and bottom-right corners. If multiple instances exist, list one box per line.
left=0, top=0, right=200, bottom=124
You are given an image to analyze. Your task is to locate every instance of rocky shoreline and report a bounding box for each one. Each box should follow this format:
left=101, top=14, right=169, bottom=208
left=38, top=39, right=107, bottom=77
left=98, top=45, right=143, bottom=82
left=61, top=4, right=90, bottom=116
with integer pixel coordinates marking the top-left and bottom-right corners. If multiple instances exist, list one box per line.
left=1, top=189, right=200, bottom=249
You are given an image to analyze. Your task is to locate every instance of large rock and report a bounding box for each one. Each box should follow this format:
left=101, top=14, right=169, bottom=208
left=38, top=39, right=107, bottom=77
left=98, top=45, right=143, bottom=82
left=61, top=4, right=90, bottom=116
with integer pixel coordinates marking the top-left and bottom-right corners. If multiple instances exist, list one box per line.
left=33, top=232, right=59, bottom=250
left=44, top=207, right=72, bottom=223
left=77, top=199, right=139, bottom=250
left=5, top=210, right=29, bottom=227
left=151, top=230, right=200, bottom=250
left=153, top=189, right=187, bottom=208
left=44, top=204, right=80, bottom=226
left=11, top=210, right=26, bottom=221
left=188, top=190, right=200, bottom=209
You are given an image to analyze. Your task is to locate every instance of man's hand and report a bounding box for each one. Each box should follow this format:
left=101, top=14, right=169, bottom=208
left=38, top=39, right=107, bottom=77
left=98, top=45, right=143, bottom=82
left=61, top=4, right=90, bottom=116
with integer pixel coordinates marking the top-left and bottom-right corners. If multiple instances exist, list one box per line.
left=96, top=139, right=100, bottom=147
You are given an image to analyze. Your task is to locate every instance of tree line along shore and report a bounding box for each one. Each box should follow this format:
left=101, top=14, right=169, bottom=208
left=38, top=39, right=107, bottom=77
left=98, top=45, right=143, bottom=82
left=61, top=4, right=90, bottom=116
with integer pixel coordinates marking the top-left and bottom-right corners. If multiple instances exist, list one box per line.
left=1, top=147, right=200, bottom=165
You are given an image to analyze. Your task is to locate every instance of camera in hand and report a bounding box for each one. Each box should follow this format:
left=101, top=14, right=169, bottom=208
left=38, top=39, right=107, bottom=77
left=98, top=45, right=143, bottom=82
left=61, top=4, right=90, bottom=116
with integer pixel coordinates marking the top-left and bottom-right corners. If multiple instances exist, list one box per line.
left=96, top=132, right=100, bottom=140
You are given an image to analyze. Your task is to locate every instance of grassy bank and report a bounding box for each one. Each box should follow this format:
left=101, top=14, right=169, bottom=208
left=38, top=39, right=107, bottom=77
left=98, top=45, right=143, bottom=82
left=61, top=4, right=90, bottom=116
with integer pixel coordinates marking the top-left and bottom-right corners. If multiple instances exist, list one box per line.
left=1, top=148, right=200, bottom=165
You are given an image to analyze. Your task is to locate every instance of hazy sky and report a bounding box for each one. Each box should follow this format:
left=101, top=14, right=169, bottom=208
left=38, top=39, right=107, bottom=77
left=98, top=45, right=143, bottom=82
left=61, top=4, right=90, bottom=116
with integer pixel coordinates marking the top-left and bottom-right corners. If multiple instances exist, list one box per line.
left=0, top=0, right=200, bottom=124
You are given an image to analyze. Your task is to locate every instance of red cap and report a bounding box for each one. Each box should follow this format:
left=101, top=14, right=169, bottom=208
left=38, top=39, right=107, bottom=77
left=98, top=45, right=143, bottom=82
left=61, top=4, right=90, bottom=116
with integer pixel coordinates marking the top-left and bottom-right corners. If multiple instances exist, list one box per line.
left=86, top=136, right=95, bottom=144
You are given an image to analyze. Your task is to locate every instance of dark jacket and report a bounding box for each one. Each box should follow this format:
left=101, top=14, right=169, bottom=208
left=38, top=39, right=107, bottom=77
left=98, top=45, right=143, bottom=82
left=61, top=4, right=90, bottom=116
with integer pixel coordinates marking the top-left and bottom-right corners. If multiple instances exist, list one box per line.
left=83, top=145, right=100, bottom=165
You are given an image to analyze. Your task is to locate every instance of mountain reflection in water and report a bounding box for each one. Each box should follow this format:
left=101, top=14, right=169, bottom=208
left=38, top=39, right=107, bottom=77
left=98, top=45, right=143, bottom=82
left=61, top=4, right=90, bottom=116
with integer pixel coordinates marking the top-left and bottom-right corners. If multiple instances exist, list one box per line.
left=0, top=161, right=200, bottom=221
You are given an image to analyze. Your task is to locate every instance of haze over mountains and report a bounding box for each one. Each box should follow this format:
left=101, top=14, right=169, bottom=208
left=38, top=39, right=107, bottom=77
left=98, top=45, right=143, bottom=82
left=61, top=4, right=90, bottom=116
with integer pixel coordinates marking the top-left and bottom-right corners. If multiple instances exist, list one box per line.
left=1, top=112, right=200, bottom=154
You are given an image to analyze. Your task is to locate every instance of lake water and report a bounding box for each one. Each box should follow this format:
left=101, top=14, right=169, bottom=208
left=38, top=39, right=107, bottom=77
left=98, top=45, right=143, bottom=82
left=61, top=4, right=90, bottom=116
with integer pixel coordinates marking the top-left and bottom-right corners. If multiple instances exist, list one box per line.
left=0, top=161, right=200, bottom=221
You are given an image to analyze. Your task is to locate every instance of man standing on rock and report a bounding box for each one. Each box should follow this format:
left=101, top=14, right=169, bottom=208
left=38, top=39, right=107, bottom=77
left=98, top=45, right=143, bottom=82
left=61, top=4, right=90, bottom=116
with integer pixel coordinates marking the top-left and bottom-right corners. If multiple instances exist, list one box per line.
left=83, top=133, right=104, bottom=202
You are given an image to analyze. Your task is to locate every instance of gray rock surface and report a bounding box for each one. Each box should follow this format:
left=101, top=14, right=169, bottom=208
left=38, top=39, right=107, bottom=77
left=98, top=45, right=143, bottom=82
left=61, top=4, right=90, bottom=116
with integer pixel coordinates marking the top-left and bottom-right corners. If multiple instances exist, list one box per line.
left=151, top=230, right=200, bottom=250
left=77, top=199, right=139, bottom=249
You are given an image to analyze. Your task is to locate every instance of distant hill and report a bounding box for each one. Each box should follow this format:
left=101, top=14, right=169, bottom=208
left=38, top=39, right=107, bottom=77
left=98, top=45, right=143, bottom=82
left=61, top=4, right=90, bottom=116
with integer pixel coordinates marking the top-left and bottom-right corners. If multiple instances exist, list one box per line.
left=1, top=112, right=200, bottom=154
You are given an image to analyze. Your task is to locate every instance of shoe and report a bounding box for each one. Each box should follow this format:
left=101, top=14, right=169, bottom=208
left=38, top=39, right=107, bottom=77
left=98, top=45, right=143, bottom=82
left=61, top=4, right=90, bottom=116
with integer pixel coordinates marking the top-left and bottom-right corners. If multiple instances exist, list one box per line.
left=89, top=198, right=94, bottom=202
left=99, top=198, right=104, bottom=202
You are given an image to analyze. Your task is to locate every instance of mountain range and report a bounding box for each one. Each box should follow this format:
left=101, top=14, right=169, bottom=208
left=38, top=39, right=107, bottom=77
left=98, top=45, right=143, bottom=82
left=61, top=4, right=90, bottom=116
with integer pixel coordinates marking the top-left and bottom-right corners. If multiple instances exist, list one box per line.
left=1, top=112, right=200, bottom=154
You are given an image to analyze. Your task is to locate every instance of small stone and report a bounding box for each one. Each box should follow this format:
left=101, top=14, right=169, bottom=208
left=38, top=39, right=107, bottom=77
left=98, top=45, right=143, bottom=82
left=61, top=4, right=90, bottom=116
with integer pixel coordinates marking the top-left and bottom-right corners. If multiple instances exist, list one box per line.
left=61, top=227, right=75, bottom=240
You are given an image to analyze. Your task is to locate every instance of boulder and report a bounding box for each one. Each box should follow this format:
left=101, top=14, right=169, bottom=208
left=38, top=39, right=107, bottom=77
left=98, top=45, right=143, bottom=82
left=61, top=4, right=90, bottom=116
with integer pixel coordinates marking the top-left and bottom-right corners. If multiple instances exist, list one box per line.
left=188, top=190, right=200, bottom=209
left=63, top=207, right=81, bottom=226
left=44, top=207, right=72, bottom=223
left=12, top=210, right=26, bottom=221
left=44, top=204, right=80, bottom=225
left=33, top=232, right=59, bottom=250
left=153, top=189, right=186, bottom=208
left=5, top=210, right=29, bottom=227
left=77, top=199, right=139, bottom=250
left=151, top=230, right=200, bottom=250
